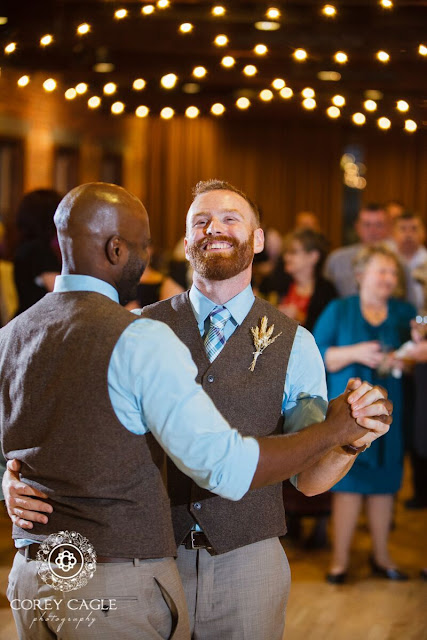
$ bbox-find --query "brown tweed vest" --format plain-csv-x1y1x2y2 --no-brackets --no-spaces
0,290,176,559
142,292,298,554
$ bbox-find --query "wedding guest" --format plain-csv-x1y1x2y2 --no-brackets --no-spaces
314,244,415,582
13,189,62,315
392,212,427,311
403,307,427,510
295,210,321,233
324,204,389,297
273,229,337,332
269,228,337,546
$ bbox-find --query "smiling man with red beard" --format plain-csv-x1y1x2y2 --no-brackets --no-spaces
139,179,391,639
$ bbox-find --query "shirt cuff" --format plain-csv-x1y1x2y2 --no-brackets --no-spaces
213,436,260,501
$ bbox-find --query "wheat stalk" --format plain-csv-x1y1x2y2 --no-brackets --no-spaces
249,316,282,371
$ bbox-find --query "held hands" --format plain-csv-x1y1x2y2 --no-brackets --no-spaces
345,378,393,449
2,459,52,529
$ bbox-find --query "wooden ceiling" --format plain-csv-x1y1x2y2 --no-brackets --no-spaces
1,0,426,127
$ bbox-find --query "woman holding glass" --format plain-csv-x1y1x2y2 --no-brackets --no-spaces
313,244,415,582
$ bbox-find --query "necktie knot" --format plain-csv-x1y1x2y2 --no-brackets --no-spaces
209,306,231,329
204,306,231,362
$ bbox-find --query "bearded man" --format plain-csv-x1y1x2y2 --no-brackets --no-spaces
139,180,391,639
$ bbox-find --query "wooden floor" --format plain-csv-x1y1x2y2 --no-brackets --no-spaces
0,460,426,640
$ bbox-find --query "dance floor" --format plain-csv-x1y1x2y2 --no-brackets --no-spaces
0,459,426,640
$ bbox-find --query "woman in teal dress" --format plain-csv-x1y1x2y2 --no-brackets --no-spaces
313,244,415,582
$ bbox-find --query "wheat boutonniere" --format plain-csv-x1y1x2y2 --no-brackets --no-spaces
249,316,282,371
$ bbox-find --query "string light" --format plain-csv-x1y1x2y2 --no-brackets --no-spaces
111,102,125,114
114,9,127,19
404,119,417,132
77,23,90,35
65,88,77,100
185,106,200,119
211,103,225,115
293,49,307,61
364,99,377,111
135,105,149,118
317,71,341,81
88,96,101,109
254,44,268,55
332,95,345,107
133,78,146,90
380,0,393,7
212,6,226,16
157,0,170,8
327,106,340,118
279,87,293,99
183,83,200,94
43,78,57,92
161,73,178,89
376,50,390,62
40,34,53,47
75,82,88,95
396,100,409,112
193,66,207,78
302,98,316,110
243,65,257,76
160,107,174,119
378,117,391,129
214,35,228,46
334,51,348,64
103,82,117,95
141,5,155,15
255,21,280,31
221,56,235,67
236,97,250,109
17,75,30,87
418,44,427,56
266,8,280,20
260,89,273,101
272,78,285,90
4,42,16,54
352,112,366,125
179,23,193,33
302,87,315,98
322,5,336,17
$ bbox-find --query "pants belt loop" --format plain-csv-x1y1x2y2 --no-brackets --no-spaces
24,546,30,562
133,558,140,567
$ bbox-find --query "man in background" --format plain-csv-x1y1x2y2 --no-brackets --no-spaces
324,203,389,296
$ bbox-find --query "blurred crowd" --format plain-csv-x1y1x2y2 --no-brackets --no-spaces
0,189,426,582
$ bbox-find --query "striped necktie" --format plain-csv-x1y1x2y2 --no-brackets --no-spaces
204,305,231,362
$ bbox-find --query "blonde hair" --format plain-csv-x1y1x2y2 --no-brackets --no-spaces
353,243,405,297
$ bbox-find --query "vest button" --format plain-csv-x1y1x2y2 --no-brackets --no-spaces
193,502,202,510
207,374,214,383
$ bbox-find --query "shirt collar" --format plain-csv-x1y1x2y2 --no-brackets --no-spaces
53,274,119,304
189,283,255,328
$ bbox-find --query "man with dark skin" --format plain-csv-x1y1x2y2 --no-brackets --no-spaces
3,182,392,640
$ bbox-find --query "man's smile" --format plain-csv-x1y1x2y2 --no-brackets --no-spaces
202,240,233,252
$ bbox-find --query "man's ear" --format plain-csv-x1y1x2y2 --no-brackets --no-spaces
106,235,126,265
184,236,189,260
253,228,265,255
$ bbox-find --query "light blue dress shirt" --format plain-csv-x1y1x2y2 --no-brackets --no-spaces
9,277,328,546
188,284,328,431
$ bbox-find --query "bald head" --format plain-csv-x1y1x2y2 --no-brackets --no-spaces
55,182,150,304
